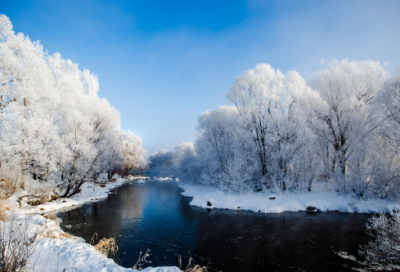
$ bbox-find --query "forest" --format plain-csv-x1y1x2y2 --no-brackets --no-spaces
152,61,400,201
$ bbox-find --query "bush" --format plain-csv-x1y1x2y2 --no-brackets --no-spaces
90,233,118,257
359,211,400,265
0,215,39,271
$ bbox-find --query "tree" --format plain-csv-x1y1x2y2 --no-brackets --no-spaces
308,60,387,195
120,131,147,175
0,14,61,187
195,106,255,193
227,64,322,191
0,14,148,198
227,64,284,188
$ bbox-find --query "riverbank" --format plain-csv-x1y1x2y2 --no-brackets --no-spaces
2,176,180,272
15,176,147,215
179,183,400,214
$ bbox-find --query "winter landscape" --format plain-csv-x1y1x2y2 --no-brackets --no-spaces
1,1,400,271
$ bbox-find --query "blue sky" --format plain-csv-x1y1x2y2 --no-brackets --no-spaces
1,0,400,153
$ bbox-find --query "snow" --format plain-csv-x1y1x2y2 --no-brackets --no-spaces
153,177,174,181
0,214,179,272
179,183,400,214
137,179,146,184
2,176,180,272
16,176,146,215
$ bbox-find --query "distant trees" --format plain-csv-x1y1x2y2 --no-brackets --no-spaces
149,142,195,174
121,131,148,175
177,60,400,199
0,14,147,198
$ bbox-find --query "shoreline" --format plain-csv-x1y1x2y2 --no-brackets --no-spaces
16,176,148,215
3,176,180,272
179,183,400,215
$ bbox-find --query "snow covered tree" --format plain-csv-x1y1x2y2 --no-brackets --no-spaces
0,14,61,187
0,14,148,198
373,65,400,198
308,60,387,195
148,142,195,178
226,64,283,188
194,106,256,193
120,131,147,175
227,64,322,191
149,149,175,170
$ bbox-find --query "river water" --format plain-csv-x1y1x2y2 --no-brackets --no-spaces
59,179,371,272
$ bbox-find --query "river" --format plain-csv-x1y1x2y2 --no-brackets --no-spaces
59,179,371,272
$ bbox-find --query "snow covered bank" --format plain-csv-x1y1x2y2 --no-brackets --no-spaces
179,184,400,214
15,176,145,215
1,214,179,272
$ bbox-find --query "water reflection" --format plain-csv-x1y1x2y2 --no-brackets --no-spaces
59,180,371,272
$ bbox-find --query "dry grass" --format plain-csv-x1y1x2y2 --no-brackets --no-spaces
45,213,58,220
132,249,151,270
188,265,208,272
48,232,72,239
58,232,72,239
179,256,208,272
90,233,118,257
38,217,72,240
0,177,17,199
0,199,13,221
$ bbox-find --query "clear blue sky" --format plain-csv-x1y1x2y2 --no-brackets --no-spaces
1,0,400,153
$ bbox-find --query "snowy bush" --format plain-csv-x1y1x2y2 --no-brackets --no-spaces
0,216,39,271
23,178,56,200
359,212,400,265
0,165,22,199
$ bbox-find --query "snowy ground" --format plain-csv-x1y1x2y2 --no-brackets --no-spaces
1,214,179,272
13,176,148,215
179,183,400,214
1,176,180,272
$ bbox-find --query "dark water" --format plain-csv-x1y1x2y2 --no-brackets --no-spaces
59,180,372,272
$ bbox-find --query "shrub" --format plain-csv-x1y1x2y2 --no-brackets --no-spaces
90,233,118,257
359,211,400,265
0,215,39,271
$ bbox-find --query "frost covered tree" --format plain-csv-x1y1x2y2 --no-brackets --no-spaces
149,142,195,177
0,14,61,186
194,106,256,193
149,149,175,170
0,14,147,198
226,64,282,188
374,65,400,198
226,64,322,191
178,61,398,198
308,60,387,195
120,131,147,175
